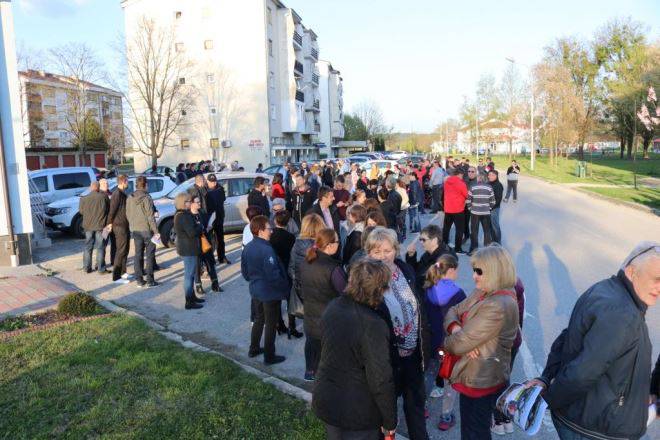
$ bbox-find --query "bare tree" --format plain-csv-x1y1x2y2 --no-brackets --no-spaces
49,43,105,154
353,99,389,142
121,17,196,168
499,63,527,159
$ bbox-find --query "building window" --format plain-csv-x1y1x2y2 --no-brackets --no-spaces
269,71,275,88
270,104,276,120
268,39,273,57
43,87,55,99
47,138,59,148
207,73,215,83
209,107,217,115
43,105,56,115
47,121,58,131
179,77,185,85
175,42,184,52
180,139,190,150
181,109,187,116
267,7,272,24
210,138,219,148
175,11,182,19
204,40,213,50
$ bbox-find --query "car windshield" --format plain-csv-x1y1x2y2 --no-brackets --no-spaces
166,180,194,199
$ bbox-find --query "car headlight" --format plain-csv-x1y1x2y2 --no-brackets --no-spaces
46,207,70,215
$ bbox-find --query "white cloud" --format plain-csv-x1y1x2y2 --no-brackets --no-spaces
19,0,89,17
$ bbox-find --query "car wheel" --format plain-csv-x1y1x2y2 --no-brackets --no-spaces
159,218,176,248
71,215,84,239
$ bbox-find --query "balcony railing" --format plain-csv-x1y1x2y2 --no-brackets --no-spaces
311,48,319,60
313,99,320,110
311,73,319,85
295,90,304,102
293,32,303,49
294,61,304,75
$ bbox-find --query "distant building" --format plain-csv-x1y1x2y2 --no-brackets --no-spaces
121,0,346,170
317,60,344,157
456,119,532,154
18,70,124,170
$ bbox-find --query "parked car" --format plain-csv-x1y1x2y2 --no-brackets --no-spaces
360,160,401,177
44,176,176,238
155,172,270,248
141,165,175,176
384,150,408,160
350,152,382,160
29,167,98,212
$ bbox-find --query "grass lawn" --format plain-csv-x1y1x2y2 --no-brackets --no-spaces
463,152,660,209
0,314,323,439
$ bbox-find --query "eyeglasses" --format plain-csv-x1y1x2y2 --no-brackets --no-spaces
472,267,483,276
419,237,427,243
628,246,660,265
468,170,476,174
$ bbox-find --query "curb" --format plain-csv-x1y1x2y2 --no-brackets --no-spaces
96,298,411,439
523,175,659,216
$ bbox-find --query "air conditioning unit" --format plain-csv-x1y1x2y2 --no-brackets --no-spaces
221,140,232,148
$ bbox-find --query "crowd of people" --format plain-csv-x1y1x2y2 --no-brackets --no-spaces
80,155,659,440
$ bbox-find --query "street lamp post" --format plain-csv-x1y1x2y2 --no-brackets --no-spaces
506,57,535,171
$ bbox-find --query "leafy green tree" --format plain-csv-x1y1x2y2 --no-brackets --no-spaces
343,113,368,141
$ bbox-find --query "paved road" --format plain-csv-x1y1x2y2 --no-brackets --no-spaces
34,176,660,440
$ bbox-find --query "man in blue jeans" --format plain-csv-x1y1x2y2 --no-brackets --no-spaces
78,181,109,274
126,176,160,288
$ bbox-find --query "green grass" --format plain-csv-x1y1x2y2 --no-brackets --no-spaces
466,152,660,209
0,314,324,439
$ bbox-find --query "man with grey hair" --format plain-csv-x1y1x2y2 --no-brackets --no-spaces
270,198,299,235
79,180,109,274
527,242,659,440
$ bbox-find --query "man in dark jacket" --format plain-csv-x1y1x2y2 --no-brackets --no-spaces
528,242,659,440
383,176,402,231
79,181,109,274
290,174,314,227
205,174,230,264
487,169,504,244
307,186,340,236
247,176,270,217
187,174,208,214
126,176,160,288
241,215,290,365
107,175,130,282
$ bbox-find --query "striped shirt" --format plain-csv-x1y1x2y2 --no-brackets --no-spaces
467,183,495,216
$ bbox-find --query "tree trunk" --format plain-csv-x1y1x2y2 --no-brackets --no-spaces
151,146,158,168
577,142,584,161
626,134,633,159
642,137,651,159
619,136,624,159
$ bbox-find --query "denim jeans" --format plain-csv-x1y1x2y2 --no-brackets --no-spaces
83,230,105,272
431,184,443,212
505,180,518,201
182,255,198,300
408,205,421,233
490,207,501,243
132,231,155,283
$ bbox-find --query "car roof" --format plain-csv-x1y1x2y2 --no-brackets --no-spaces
29,167,94,176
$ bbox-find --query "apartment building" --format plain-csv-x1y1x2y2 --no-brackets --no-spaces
456,119,531,154
19,70,123,170
317,60,345,157
121,0,344,171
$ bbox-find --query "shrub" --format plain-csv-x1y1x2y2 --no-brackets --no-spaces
58,292,100,317
0,316,28,332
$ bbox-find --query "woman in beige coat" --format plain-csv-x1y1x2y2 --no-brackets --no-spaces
443,245,520,440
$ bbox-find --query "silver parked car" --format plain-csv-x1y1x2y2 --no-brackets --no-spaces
155,172,270,247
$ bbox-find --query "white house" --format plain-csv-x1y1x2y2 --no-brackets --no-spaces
456,119,533,154
121,0,344,171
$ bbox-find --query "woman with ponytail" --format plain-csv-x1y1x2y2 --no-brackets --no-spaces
299,228,346,382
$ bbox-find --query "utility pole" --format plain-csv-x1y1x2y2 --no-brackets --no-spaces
476,115,480,162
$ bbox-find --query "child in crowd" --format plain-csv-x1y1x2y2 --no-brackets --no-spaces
424,254,467,431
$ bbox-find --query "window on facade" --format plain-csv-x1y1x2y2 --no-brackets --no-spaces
43,87,55,99
47,121,58,131
268,39,273,57
209,138,219,148
53,172,90,190
47,138,59,148
269,71,275,88
209,107,217,115
88,93,98,103
181,109,187,116
270,104,276,120
204,40,213,50
175,42,184,52
180,139,190,150
207,73,215,83
179,77,186,85
175,11,182,19
43,105,56,115
114,96,122,105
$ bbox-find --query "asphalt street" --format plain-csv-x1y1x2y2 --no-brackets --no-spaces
34,175,660,440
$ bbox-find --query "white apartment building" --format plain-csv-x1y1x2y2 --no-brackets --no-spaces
317,60,345,158
121,0,344,171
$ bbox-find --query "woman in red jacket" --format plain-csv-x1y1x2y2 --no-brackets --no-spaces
270,172,286,200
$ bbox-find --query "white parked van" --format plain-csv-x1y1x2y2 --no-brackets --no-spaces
29,167,97,211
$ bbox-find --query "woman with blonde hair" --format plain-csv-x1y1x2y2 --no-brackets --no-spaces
299,228,347,381
287,213,326,339
365,227,429,440
443,244,519,439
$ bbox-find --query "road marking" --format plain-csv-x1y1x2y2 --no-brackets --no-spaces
519,337,556,430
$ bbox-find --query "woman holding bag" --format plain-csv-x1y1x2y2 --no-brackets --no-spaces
190,196,221,294
442,245,520,440
173,193,204,310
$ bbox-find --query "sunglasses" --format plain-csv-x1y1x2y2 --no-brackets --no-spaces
472,267,483,276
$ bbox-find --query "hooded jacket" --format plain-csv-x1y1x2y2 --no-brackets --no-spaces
443,176,468,214
125,190,158,234
240,237,290,302
426,279,466,351
291,186,314,227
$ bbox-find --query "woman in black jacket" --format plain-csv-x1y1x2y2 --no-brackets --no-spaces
366,227,429,440
299,228,347,382
342,204,367,267
313,258,397,439
405,224,454,297
190,196,221,294
173,194,204,310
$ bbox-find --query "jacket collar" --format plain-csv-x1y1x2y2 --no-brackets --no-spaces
616,269,647,314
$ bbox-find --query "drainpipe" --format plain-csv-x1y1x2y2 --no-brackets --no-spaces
0,115,17,266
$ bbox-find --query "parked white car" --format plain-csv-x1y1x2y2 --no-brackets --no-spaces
44,176,176,238
155,172,270,247
360,160,401,177
29,167,98,211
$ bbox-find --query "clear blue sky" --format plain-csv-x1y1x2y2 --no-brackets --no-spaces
11,0,660,132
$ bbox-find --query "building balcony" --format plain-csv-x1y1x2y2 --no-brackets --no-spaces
293,32,303,50
314,123,321,132
311,73,319,85
295,90,305,102
311,48,319,60
306,99,320,112
294,61,304,75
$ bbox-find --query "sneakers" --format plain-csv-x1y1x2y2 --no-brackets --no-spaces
121,273,132,280
304,371,315,382
264,355,286,365
437,414,456,431
429,386,444,398
140,280,159,288
113,278,130,285
491,422,506,436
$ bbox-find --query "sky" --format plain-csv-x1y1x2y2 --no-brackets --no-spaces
10,0,660,132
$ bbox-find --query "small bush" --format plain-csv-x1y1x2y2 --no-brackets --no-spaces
0,316,28,332
58,292,100,317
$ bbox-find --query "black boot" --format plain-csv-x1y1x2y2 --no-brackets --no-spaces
211,280,223,292
193,296,205,303
277,321,288,336
185,299,203,309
